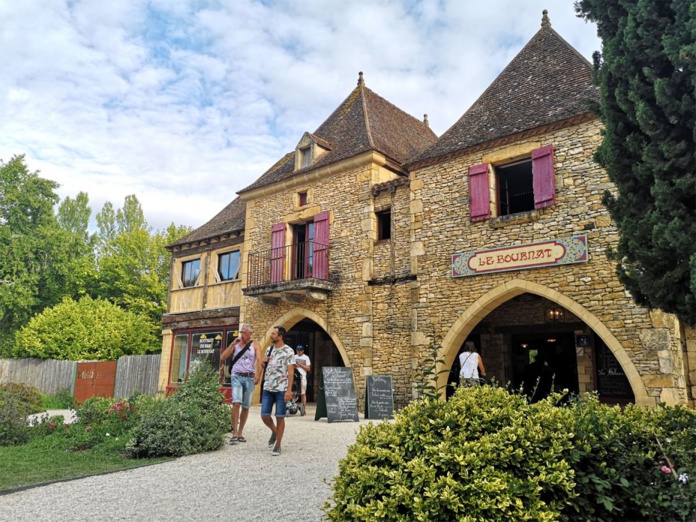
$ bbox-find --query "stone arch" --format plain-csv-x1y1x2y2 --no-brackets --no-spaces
439,279,651,405
258,307,351,368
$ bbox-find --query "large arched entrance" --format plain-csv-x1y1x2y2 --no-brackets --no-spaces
440,280,650,405
259,307,349,403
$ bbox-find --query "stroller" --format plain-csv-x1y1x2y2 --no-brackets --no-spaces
285,368,303,415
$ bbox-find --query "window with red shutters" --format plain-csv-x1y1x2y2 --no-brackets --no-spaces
313,211,330,280
531,144,556,209
469,163,491,222
487,144,557,218
270,223,286,283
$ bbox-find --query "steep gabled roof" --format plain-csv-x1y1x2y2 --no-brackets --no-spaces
239,73,437,193
411,12,599,166
167,196,245,249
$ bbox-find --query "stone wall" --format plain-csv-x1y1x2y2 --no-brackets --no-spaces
410,118,687,405
240,154,417,407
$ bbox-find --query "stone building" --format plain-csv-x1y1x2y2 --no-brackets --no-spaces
158,13,695,408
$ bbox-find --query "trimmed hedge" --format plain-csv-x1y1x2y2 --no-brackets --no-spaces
125,363,229,458
325,386,696,521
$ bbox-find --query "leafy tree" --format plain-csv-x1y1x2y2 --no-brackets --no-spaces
13,295,158,360
576,1,696,325
0,156,90,352
96,196,191,327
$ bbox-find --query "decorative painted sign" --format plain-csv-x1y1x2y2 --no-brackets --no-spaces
452,235,588,277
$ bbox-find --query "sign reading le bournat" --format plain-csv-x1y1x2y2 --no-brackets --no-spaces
452,235,588,278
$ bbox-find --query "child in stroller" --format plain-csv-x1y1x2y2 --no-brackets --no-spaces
285,367,303,415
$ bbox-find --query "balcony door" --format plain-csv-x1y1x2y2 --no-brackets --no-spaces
292,222,314,280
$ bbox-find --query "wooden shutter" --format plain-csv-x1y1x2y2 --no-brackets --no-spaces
532,144,556,209
468,163,491,222
313,211,330,280
270,223,286,283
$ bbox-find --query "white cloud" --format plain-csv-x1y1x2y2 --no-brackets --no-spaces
0,0,600,231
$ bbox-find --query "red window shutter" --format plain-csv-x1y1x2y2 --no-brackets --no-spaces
313,211,330,280
532,144,556,209
270,223,286,283
468,163,490,222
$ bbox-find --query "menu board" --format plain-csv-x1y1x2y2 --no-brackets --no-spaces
596,342,633,399
365,375,394,420
314,367,359,423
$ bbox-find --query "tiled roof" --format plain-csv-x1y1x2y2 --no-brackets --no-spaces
167,196,245,248
239,73,437,193
411,17,599,166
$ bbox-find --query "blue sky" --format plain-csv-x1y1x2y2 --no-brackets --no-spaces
0,1,600,230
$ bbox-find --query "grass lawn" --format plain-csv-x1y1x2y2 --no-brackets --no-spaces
0,440,173,491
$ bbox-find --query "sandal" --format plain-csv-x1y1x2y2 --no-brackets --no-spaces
237,436,247,443
229,436,239,445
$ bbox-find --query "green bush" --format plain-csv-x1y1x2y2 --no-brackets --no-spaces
0,394,33,446
0,383,45,446
13,295,158,360
325,387,696,521
126,363,229,458
0,383,44,414
75,396,114,425
41,388,76,410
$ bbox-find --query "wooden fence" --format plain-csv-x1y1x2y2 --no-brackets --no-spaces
0,358,76,395
114,354,161,398
0,355,161,398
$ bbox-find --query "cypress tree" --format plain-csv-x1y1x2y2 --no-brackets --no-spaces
576,0,696,326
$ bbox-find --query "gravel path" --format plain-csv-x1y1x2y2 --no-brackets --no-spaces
2,405,367,521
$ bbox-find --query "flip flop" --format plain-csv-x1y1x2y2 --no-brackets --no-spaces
237,436,247,443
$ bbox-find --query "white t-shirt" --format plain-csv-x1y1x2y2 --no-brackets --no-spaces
295,353,311,378
459,352,480,379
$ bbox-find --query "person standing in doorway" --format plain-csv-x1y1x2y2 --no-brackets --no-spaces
221,324,262,444
261,326,296,456
294,345,311,416
459,340,486,386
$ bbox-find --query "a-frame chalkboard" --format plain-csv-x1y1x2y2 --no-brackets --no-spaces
315,367,359,422
364,375,394,420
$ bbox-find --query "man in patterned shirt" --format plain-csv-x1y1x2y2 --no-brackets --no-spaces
261,326,296,456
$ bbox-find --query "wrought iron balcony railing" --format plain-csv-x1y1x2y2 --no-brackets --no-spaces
247,240,329,288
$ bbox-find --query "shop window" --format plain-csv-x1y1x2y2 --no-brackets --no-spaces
469,144,556,221
376,209,391,240
189,331,223,372
169,334,189,385
218,251,241,281
182,259,201,287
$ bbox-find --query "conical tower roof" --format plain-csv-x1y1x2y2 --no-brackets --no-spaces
240,72,437,192
412,11,599,166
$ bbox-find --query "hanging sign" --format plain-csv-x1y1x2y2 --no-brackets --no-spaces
452,234,588,277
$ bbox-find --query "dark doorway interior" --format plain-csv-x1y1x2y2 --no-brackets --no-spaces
286,319,343,402
511,331,579,401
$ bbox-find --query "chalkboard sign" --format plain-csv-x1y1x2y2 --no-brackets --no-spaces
315,367,359,423
596,342,634,399
365,375,394,420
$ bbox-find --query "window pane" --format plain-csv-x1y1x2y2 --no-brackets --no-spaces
170,334,189,385
218,251,241,281
190,331,223,372
377,210,391,240
182,259,201,287
496,160,534,215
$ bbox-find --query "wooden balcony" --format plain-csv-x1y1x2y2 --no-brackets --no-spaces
244,241,335,304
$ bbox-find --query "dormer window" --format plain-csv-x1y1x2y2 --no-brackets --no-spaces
294,132,332,171
300,147,311,168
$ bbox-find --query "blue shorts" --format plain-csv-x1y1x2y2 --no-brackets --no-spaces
261,389,287,418
230,375,255,409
